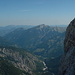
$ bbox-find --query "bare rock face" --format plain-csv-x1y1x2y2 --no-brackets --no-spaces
59,18,75,75
64,18,75,53
0,47,44,75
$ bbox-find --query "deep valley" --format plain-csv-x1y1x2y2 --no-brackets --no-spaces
0,24,66,75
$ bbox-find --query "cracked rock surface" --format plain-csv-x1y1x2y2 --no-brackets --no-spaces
59,18,75,75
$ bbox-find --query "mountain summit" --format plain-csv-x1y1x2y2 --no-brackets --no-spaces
59,18,75,75
33,24,50,30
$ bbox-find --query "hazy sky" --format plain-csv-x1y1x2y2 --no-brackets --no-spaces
0,0,75,26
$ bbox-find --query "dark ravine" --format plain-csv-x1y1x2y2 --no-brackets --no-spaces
59,18,75,75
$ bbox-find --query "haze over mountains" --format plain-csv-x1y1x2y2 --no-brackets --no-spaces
0,0,75,74
0,24,66,75
4,24,66,57
0,25,34,36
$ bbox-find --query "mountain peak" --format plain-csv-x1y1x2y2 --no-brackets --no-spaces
38,24,47,27
40,24,46,26
32,24,50,30
37,24,49,28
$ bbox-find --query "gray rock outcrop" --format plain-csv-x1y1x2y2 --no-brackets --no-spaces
59,18,75,75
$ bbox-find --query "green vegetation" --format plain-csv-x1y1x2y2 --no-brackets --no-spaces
4,25,65,58
0,46,44,75
0,25,66,75
0,57,30,75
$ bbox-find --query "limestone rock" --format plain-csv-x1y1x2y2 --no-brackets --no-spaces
59,18,75,75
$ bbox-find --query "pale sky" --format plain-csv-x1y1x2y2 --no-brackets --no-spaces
0,0,75,26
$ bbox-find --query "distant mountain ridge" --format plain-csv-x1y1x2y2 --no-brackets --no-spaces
4,24,66,46
0,24,67,37
4,25,66,57
0,24,66,75
0,25,34,36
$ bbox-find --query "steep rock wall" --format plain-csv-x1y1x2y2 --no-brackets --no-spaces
59,18,75,75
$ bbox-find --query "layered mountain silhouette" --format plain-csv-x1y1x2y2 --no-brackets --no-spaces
0,24,67,75
2,24,66,75
0,25,34,36
4,25,66,57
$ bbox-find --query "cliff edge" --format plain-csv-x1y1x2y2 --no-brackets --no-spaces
59,18,75,75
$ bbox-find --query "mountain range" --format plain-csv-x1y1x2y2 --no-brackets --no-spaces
4,24,66,58
0,25,34,36
0,24,66,75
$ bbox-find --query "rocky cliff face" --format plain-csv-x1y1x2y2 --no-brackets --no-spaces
0,47,44,75
59,18,75,75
